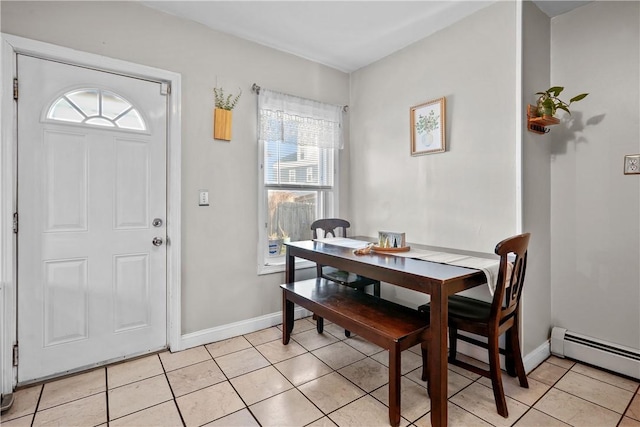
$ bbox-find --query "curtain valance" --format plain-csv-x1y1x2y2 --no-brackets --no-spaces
258,89,344,149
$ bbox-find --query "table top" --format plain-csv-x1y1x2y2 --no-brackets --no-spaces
286,239,486,294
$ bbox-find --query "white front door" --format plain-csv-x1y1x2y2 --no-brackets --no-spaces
17,54,168,383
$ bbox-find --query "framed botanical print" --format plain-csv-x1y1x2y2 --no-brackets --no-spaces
410,97,446,155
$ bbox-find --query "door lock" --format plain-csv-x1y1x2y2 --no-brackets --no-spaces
152,218,163,227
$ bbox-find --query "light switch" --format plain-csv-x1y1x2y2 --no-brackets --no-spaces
199,190,209,206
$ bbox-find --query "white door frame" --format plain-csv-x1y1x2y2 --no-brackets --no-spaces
0,34,182,394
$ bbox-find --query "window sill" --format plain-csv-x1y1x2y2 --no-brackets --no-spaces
258,259,315,276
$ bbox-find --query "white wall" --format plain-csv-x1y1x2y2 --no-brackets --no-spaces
349,2,518,305
550,1,640,349
1,1,349,335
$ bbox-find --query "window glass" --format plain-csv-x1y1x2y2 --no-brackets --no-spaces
268,190,316,244
115,109,145,131
47,89,146,131
48,98,84,123
101,91,131,119
85,117,115,127
66,89,99,117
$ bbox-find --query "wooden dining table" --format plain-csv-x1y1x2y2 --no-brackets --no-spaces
284,240,488,427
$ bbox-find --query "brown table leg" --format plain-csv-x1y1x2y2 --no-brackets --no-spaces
285,245,295,283
283,245,295,345
430,288,448,427
282,291,294,345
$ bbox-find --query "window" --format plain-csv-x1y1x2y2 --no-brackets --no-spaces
47,89,146,131
258,89,344,273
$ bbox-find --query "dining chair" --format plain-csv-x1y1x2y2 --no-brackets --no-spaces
311,218,381,337
418,232,530,418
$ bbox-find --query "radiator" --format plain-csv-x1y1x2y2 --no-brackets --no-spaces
551,327,640,380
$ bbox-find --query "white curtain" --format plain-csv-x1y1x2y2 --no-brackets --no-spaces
258,89,344,149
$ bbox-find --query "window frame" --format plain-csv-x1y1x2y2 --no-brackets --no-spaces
257,142,339,275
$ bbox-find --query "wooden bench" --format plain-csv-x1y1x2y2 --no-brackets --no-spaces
281,278,431,427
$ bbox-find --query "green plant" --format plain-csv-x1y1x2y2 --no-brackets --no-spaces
415,110,440,134
213,87,242,110
536,86,588,117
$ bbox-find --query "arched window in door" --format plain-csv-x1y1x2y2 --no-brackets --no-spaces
46,88,146,131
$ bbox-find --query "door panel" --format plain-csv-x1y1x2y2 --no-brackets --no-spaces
44,131,88,232
43,258,89,346
115,139,149,229
17,54,167,382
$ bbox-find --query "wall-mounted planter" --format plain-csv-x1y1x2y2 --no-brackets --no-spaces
214,108,232,141
526,104,559,134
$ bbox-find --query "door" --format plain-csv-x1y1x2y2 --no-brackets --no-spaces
17,54,168,382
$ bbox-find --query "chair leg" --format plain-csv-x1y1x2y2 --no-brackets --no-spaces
488,331,508,418
344,330,351,338
421,341,429,381
373,282,381,297
420,341,431,397
316,316,324,334
505,328,516,377
508,325,529,388
448,326,458,363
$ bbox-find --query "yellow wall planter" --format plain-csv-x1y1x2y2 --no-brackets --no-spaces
213,108,232,141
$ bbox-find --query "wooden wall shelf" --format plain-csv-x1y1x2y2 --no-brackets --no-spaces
527,104,559,134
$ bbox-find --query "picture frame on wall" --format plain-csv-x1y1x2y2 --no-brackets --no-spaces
410,97,446,156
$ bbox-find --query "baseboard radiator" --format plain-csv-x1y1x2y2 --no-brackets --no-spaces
551,327,640,380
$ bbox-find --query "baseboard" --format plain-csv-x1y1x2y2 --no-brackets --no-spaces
176,307,311,352
524,339,551,373
175,308,551,375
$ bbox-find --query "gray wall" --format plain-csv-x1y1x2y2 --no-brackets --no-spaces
521,1,552,355
349,2,517,306
549,2,640,349
1,1,350,334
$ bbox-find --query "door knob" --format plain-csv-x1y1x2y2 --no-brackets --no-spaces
152,237,164,246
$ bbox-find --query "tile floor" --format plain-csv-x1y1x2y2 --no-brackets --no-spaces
2,316,640,427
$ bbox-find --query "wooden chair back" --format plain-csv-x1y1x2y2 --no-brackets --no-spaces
310,218,351,239
311,218,351,278
491,233,530,325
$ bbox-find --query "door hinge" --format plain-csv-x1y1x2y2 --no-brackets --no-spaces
160,82,170,96
12,212,18,234
13,78,18,100
12,345,18,366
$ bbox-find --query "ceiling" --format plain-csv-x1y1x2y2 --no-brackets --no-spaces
141,1,591,73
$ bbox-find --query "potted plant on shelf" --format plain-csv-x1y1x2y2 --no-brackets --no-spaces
536,86,588,118
213,87,242,141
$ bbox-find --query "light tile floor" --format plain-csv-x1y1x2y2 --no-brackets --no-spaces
2,316,639,427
